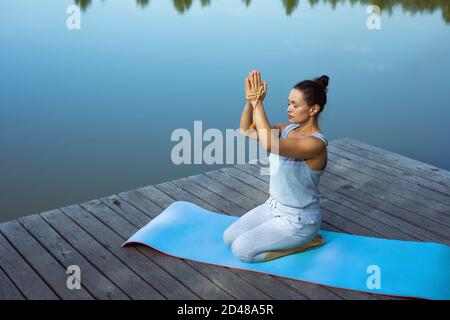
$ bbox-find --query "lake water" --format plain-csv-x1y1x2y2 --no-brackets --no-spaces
1,0,449,222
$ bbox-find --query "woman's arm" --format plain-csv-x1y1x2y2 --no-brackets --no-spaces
254,100,325,159
239,100,258,139
239,101,281,140
253,100,277,149
245,70,325,160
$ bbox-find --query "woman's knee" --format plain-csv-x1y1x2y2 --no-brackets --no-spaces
223,226,236,246
230,236,257,263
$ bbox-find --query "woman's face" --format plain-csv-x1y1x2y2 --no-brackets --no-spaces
287,88,313,123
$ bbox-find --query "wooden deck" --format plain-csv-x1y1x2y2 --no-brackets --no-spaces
1,137,449,300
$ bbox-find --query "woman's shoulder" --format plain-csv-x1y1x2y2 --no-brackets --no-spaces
270,123,289,138
308,132,328,147
270,123,290,132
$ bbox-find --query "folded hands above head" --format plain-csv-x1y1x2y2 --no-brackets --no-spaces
245,70,267,106
245,70,267,129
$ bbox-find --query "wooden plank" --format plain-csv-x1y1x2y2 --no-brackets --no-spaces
339,138,450,183
326,159,450,225
100,194,235,300
320,185,432,242
319,167,441,242
321,160,450,237
337,190,449,242
0,220,93,300
102,194,150,227
235,163,353,193
178,170,389,300
204,169,269,203
218,167,270,197
62,202,198,300
239,162,450,244
357,182,450,226
234,166,389,239
118,188,272,300
205,168,392,300
368,179,450,214
0,231,58,300
213,167,380,240
187,173,257,211
2,138,443,300
328,148,450,211
217,165,409,299
168,178,361,300
156,182,219,212
19,213,128,300
0,264,25,300
323,178,450,241
327,147,450,217
332,140,450,195
242,163,450,244
172,177,249,216
137,186,324,299
147,182,317,300
39,209,164,300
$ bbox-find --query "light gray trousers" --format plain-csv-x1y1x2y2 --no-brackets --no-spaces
223,197,322,263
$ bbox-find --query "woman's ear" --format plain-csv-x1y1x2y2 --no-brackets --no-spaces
311,104,320,115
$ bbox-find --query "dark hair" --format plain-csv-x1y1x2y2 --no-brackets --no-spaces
293,75,329,116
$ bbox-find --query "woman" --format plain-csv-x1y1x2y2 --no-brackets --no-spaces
223,70,329,263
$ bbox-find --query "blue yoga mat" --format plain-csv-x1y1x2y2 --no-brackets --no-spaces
122,201,450,300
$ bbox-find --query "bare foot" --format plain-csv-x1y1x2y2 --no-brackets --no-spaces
263,234,324,262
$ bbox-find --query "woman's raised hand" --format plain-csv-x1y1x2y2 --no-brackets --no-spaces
245,70,267,107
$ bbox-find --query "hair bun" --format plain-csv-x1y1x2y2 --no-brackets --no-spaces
314,75,329,90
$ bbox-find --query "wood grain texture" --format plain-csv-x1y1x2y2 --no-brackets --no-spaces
1,138,448,300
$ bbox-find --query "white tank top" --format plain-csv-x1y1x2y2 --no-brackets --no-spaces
268,123,328,209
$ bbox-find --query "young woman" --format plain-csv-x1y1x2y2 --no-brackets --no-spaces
223,70,329,263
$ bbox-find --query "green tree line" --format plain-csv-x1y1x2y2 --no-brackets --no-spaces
74,0,450,23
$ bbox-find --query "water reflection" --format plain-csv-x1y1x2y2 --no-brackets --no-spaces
74,0,450,22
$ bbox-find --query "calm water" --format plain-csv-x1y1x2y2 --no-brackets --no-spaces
1,0,450,222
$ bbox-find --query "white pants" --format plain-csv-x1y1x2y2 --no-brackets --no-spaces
223,197,322,263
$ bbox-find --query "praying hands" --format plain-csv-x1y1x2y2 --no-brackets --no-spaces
245,70,268,129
